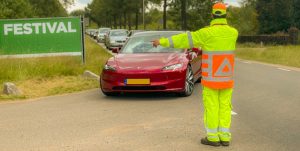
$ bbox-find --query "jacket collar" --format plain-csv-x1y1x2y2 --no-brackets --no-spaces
210,18,228,26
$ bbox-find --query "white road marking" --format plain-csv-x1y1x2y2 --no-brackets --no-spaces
277,68,291,72
231,111,238,115
242,61,252,64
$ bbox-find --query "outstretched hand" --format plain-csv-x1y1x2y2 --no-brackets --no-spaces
152,39,160,47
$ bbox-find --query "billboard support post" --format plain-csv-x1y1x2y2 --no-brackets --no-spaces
80,16,86,64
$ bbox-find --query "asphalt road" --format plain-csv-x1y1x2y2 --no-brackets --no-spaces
1,43,300,150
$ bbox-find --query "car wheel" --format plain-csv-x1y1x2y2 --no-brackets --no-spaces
196,77,201,83
179,66,194,97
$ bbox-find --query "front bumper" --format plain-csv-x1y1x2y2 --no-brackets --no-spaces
98,37,105,42
110,42,125,48
100,69,186,92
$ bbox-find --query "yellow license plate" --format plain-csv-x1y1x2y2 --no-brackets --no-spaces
126,79,150,85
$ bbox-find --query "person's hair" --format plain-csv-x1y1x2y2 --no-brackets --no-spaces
212,10,226,19
213,14,227,19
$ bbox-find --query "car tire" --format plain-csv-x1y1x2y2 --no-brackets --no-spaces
196,77,201,83
179,66,194,97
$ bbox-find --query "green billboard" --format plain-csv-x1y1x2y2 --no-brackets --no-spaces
0,17,84,56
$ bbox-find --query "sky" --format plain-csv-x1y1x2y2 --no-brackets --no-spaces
67,0,91,12
67,0,241,13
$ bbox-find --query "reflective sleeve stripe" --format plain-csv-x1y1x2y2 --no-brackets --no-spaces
168,37,174,48
203,51,235,55
206,128,218,133
187,31,194,48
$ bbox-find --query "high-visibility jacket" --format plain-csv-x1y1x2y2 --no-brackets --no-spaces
159,18,238,89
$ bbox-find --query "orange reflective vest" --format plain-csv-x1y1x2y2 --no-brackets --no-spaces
201,51,234,89
159,18,238,89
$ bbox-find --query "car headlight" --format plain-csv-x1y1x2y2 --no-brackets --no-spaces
162,63,183,71
110,40,116,43
103,64,116,71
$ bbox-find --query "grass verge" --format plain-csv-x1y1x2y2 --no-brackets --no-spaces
236,44,300,68
0,36,112,101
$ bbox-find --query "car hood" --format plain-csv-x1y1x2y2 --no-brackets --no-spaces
112,53,185,71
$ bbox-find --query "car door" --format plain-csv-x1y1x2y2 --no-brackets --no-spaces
187,48,202,82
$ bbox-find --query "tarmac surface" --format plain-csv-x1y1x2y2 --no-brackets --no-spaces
0,41,300,151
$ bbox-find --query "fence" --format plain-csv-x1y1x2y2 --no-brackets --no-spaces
238,27,299,45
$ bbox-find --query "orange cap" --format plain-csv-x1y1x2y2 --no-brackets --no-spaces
212,2,227,16
213,2,226,10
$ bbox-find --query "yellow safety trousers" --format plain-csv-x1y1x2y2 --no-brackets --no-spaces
203,86,232,142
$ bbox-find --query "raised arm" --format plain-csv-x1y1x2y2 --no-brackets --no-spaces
152,29,208,49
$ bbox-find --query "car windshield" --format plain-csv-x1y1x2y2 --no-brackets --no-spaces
99,29,110,33
110,31,127,36
121,34,184,53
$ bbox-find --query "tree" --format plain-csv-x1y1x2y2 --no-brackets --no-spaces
163,0,167,29
187,0,215,30
256,0,293,34
168,0,215,30
69,9,86,16
293,0,300,29
227,1,259,35
0,0,69,19
28,0,68,17
0,0,34,19
181,0,187,30
59,0,74,8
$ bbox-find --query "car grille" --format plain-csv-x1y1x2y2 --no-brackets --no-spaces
112,86,166,91
116,40,125,43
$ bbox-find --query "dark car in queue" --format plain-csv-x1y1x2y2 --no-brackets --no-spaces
104,29,128,50
100,31,202,97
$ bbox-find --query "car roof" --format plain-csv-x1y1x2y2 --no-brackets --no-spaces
109,29,128,32
99,28,110,30
131,31,184,38
130,30,144,32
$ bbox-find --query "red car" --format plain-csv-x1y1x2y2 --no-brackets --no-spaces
100,31,202,97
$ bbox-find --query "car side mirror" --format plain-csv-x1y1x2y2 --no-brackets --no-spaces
112,47,120,53
191,48,199,53
192,48,203,55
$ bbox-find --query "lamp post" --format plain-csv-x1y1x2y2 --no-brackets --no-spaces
163,0,167,30
143,0,145,30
